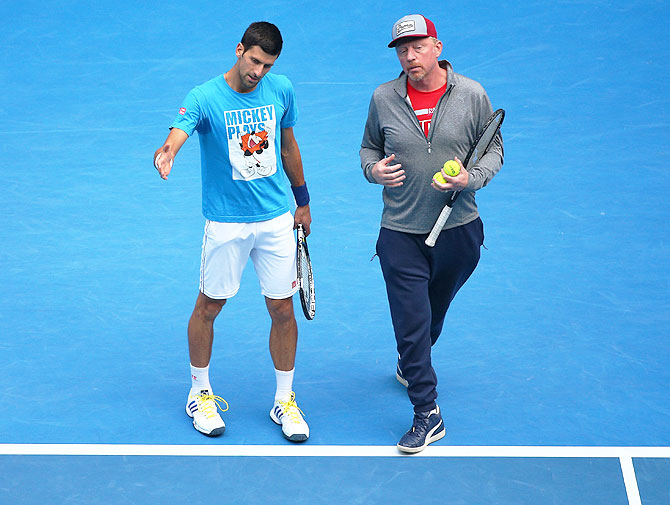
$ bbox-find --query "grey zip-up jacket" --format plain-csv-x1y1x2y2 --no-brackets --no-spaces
360,60,504,233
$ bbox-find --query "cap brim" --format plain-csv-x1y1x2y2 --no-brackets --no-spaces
388,34,431,48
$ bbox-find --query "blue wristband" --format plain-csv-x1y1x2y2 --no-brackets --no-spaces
291,183,310,207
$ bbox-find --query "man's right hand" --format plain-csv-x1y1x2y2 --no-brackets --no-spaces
371,153,405,187
154,145,174,180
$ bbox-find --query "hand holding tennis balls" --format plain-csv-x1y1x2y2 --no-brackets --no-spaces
432,158,467,191
432,159,460,184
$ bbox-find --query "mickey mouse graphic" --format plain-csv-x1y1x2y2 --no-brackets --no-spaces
239,127,273,177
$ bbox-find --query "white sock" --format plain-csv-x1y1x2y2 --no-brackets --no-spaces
190,364,211,392
274,368,295,401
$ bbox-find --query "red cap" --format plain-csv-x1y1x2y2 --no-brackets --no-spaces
389,14,438,48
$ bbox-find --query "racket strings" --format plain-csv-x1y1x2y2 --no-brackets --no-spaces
296,225,315,319
300,252,311,287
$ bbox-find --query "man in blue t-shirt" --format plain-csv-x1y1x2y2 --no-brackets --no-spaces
153,22,311,442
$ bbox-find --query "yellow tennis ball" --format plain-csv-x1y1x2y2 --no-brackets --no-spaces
433,171,446,184
443,160,460,177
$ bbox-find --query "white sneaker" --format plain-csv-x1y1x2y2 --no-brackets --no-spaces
269,392,309,442
185,388,228,437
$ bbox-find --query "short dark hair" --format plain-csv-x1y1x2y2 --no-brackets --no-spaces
241,22,283,56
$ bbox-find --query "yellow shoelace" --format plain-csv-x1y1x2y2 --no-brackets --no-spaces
278,392,305,423
198,393,229,418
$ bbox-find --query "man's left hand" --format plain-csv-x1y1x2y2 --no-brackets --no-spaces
431,157,468,192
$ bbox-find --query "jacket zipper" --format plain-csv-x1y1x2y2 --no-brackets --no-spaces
427,84,454,154
404,83,454,154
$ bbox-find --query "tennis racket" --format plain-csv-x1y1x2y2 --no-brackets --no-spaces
425,108,505,247
296,224,315,320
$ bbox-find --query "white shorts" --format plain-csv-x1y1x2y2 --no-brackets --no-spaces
199,212,298,300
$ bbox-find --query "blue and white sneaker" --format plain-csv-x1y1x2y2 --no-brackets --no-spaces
397,405,446,453
270,392,309,442
396,356,408,387
185,388,228,437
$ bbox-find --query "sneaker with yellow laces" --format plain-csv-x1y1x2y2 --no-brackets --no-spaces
269,392,309,442
185,388,228,437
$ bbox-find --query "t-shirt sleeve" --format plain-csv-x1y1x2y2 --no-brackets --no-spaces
280,79,298,129
170,88,203,136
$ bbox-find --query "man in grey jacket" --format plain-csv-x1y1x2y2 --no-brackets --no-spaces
360,14,503,453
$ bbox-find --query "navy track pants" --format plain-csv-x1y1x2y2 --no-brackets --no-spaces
376,218,484,413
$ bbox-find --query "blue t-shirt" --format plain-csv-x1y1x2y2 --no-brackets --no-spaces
171,73,298,222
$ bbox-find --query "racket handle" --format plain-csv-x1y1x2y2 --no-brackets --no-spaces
425,205,453,247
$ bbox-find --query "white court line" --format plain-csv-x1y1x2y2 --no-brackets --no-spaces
620,456,642,505
0,444,668,458
2,445,662,505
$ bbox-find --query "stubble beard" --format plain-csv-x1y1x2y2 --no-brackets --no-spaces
406,65,427,82
407,71,426,83
239,72,260,91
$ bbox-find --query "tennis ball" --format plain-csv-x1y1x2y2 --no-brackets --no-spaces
433,171,446,184
443,160,460,177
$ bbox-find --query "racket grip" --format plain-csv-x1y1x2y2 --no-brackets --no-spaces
425,205,453,247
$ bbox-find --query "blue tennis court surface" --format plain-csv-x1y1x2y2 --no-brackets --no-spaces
1,0,668,503
0,454,634,504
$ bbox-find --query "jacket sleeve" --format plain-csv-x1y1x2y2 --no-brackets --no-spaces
359,94,384,184
464,92,504,192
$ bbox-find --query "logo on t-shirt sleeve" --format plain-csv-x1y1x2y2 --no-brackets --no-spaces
179,107,186,115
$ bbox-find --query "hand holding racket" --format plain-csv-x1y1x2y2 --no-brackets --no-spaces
425,108,505,247
296,224,315,320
